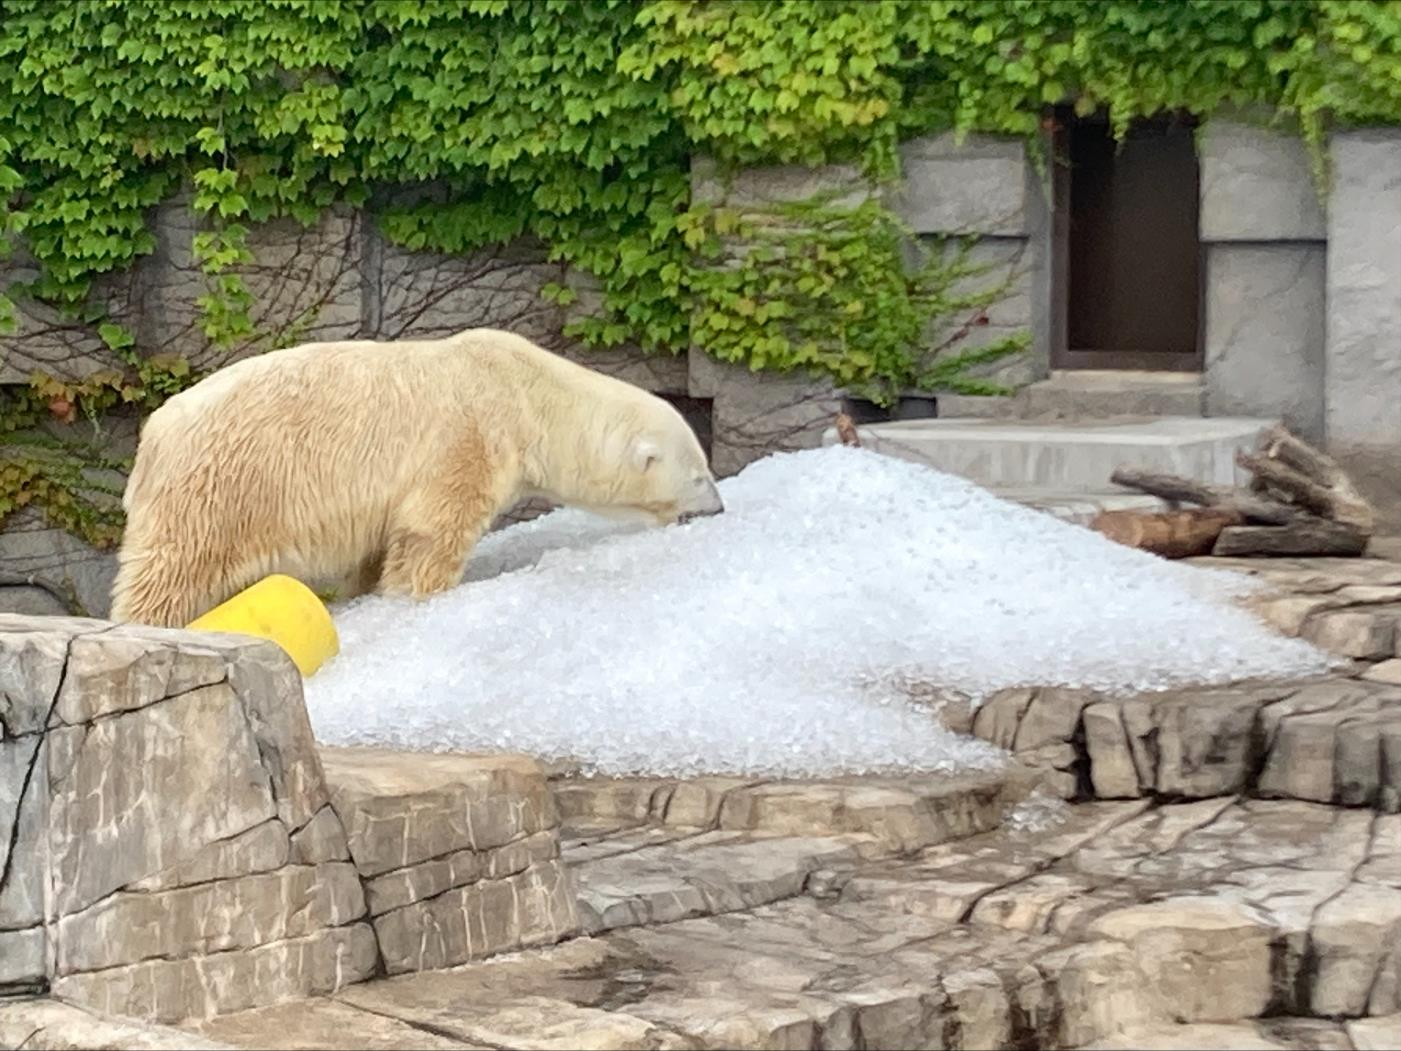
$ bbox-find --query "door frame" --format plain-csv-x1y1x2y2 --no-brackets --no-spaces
1047,108,1206,373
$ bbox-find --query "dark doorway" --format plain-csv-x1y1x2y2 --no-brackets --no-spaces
1051,111,1202,371
660,394,714,460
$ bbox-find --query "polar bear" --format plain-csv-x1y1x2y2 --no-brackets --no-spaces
109,328,724,627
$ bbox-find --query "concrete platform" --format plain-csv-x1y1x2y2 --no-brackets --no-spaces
1020,370,1207,419
822,416,1274,491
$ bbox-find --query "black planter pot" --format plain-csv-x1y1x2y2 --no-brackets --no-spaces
841,395,939,424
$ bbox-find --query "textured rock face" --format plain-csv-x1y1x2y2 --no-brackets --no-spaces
878,554,1401,814
0,616,578,1024
88,794,1396,1051
892,132,1049,391
321,747,581,975
0,615,378,1020
963,673,1401,812
1203,244,1326,441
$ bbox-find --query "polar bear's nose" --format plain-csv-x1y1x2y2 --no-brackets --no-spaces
679,503,724,525
679,481,725,524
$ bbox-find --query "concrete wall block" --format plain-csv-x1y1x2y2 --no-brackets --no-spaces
0,618,380,1019
368,233,565,346
0,508,118,619
1326,130,1401,527
1200,121,1326,242
1204,243,1326,442
691,155,872,211
142,198,363,375
894,133,1031,236
694,354,839,477
0,250,148,385
552,268,689,394
912,234,1042,390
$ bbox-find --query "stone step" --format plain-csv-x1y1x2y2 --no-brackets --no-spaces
0,998,235,1051
566,828,864,935
936,371,1210,423
175,794,1401,1051
850,795,1401,1021
549,765,1038,855
1083,1018,1389,1051
1019,370,1207,420
821,415,1273,491
319,747,580,976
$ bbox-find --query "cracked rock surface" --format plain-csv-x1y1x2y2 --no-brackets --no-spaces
0,617,577,1026
156,794,1401,1050
9,556,1401,1048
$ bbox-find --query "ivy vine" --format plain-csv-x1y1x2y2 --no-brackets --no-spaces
687,192,1028,404
2,0,1400,545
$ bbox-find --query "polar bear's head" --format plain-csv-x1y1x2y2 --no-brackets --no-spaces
576,397,724,528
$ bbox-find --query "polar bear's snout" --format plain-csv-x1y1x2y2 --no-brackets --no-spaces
679,479,725,524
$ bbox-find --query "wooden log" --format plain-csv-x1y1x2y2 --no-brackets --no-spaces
1091,508,1245,559
1259,423,1355,490
1108,467,1298,525
1238,427,1374,533
1211,519,1370,558
1234,450,1375,532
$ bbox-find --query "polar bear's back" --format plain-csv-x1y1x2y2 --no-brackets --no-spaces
120,334,539,585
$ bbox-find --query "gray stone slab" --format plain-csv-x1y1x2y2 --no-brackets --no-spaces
1200,121,1326,242
691,154,871,210
1326,129,1401,529
895,133,1032,236
829,416,1273,490
690,353,839,477
1204,243,1326,443
141,199,362,376
0,508,120,619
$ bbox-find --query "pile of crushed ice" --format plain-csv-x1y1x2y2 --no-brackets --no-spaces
304,445,1333,778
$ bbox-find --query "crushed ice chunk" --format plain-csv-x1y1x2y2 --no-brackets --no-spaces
1004,789,1073,835
304,445,1334,778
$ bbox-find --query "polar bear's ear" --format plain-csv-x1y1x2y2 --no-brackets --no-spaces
633,438,661,473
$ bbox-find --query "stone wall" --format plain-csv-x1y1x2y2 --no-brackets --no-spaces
6,123,1400,612
0,615,576,1023
1326,129,1401,529
1199,121,1328,442
0,179,854,615
891,132,1051,391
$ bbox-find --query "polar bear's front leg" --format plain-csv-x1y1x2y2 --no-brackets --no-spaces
376,462,505,599
378,524,486,598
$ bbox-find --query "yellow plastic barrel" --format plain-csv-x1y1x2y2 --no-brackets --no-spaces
187,574,340,678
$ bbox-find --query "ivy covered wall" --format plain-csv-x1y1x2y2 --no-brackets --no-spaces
3,0,1401,581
